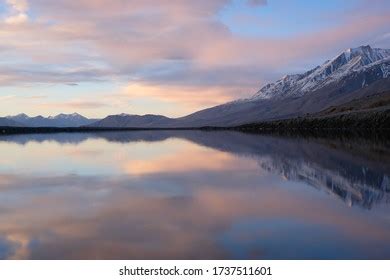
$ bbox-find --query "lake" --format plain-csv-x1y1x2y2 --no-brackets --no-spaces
0,131,389,259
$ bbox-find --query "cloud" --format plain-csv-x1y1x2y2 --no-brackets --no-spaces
39,100,108,110
0,65,112,86
0,170,389,259
122,83,240,109
4,12,28,24
4,0,29,24
0,94,46,101
6,0,28,12
0,0,389,116
122,141,247,176
246,0,268,6
0,95,17,101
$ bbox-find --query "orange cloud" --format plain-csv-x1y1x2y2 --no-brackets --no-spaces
122,83,242,108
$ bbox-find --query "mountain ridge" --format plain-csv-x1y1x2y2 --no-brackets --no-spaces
3,45,390,128
6,113,99,127
169,45,390,127
90,114,173,128
251,45,390,100
0,117,24,127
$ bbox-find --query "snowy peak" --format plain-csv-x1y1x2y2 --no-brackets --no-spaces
6,113,98,127
15,113,29,118
326,45,389,74
49,113,86,120
252,45,390,100
343,45,390,64
7,113,30,120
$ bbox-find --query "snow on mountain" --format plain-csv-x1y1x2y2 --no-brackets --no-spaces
49,113,87,121
6,113,99,127
252,45,390,100
7,113,30,122
4,45,390,128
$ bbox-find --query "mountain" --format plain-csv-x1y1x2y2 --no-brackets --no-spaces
6,113,99,127
91,45,390,128
0,117,23,127
5,45,390,128
252,45,390,100
175,45,390,127
46,113,99,127
90,114,173,128
315,89,390,117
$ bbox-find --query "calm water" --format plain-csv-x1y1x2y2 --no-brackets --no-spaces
0,131,389,259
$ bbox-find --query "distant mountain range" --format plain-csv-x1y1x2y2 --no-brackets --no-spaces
3,113,99,127
0,117,24,127
1,45,389,128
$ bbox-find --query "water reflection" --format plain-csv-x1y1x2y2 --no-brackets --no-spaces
0,131,389,259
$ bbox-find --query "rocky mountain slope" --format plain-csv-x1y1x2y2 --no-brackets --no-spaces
174,45,390,127
252,45,390,100
4,45,390,128
89,45,390,128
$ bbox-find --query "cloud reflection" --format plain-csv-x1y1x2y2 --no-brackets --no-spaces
0,131,389,259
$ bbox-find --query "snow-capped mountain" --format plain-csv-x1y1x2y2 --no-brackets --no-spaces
6,113,99,127
8,113,30,123
4,45,390,128
48,113,85,120
252,45,390,100
169,45,390,127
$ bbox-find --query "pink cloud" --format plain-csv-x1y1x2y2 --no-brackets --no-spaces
0,0,389,115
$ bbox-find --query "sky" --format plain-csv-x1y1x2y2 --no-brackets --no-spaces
0,0,389,118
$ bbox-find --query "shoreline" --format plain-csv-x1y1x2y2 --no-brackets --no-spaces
1,125,389,136
1,109,389,136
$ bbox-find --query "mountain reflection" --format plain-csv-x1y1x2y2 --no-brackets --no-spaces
0,131,389,259
1,131,389,209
